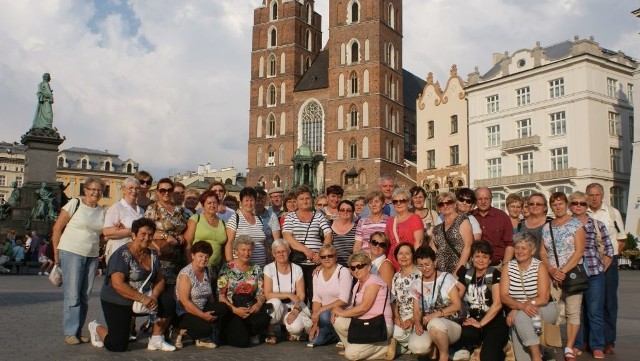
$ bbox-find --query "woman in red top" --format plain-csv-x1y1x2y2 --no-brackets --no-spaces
385,188,424,270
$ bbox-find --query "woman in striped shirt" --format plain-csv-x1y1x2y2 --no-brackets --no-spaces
225,187,269,268
500,233,558,361
331,200,356,267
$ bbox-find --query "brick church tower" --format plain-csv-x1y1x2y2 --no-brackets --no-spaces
247,0,416,196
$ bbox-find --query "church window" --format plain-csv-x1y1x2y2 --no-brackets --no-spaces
269,27,277,48
350,41,359,63
300,99,324,153
268,54,276,77
268,84,276,106
351,2,359,23
350,71,358,95
350,105,358,128
270,1,278,21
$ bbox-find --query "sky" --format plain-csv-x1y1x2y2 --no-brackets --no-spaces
1,0,639,179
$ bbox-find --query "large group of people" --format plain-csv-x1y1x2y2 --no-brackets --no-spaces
43,170,628,361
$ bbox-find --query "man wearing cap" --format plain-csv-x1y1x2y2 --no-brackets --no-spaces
267,186,285,218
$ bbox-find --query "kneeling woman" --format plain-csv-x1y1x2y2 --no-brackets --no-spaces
331,252,396,361
174,241,229,349
88,218,174,352
408,246,462,361
264,239,311,343
455,240,509,361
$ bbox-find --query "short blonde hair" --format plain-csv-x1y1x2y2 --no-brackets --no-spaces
435,192,456,204
348,251,371,266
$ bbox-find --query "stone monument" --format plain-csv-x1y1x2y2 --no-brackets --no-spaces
0,73,65,237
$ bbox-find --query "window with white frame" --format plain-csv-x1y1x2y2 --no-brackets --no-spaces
450,115,458,134
349,105,358,128
267,149,275,166
608,111,621,136
349,139,357,159
487,158,501,178
492,193,506,211
350,42,359,64
450,145,459,166
427,150,435,169
269,27,277,48
0,192,5,203
610,186,625,211
486,125,500,147
0,175,5,186
486,94,499,113
517,152,534,175
549,78,564,98
628,83,634,104
516,86,530,106
268,84,276,106
550,147,568,170
301,99,324,153
350,1,359,23
610,147,621,172
550,186,573,195
268,54,276,77
350,71,358,94
550,111,566,136
270,1,278,21
607,78,617,97
15,176,23,187
427,121,434,138
278,144,285,164
517,118,531,138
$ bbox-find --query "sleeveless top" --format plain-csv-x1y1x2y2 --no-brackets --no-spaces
176,263,212,316
507,258,540,302
433,214,467,273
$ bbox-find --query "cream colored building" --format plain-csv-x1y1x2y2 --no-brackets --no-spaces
626,9,640,237
467,37,635,211
416,65,469,204
0,142,26,203
57,147,138,207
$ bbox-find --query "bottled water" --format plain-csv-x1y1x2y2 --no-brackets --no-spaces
149,310,157,324
531,300,542,335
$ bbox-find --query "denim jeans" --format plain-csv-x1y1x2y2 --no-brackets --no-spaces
59,250,98,337
575,272,605,351
311,309,339,346
604,256,619,345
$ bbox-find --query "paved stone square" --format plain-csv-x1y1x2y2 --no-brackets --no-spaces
0,271,638,360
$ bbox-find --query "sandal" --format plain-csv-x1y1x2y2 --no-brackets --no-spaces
564,347,576,361
288,334,299,342
265,334,278,345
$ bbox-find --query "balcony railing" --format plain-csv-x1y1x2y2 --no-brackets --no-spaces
501,135,541,151
475,168,577,187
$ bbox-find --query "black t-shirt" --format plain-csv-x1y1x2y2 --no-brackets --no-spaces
456,267,503,320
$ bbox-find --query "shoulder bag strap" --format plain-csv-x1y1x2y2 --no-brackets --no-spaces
548,221,560,268
392,216,400,243
137,253,155,292
442,220,462,258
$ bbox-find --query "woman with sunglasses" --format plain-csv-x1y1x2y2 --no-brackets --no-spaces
368,231,394,288
145,178,188,338
385,188,424,270
408,246,462,360
391,242,421,355
354,191,389,254
516,192,550,259
331,252,397,360
409,186,438,239
454,188,482,241
134,170,153,211
309,245,352,347
539,192,586,361
263,239,310,344
431,192,472,275
332,200,357,267
569,191,614,359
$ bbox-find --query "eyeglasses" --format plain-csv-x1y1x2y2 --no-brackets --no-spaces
211,189,225,194
316,203,328,207
417,263,435,269
570,201,588,207
339,208,353,213
457,197,474,205
139,179,152,186
157,188,174,194
392,199,408,205
319,254,336,259
437,200,455,208
370,239,387,248
528,202,545,207
85,188,102,193
349,263,367,271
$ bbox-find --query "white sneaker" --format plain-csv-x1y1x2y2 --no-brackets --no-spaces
44,271,50,275
452,349,471,361
147,337,176,351
87,320,104,348
38,272,43,275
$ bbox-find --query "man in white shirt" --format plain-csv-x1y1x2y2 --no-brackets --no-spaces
586,182,626,355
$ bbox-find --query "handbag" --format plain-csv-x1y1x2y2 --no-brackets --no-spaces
48,264,63,287
539,321,562,348
347,282,389,344
289,211,315,264
132,253,155,314
548,222,588,295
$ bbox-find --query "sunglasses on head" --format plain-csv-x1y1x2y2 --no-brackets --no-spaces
370,239,387,248
437,200,455,208
570,201,588,207
157,188,174,195
349,263,367,271
139,179,152,186
319,254,336,260
392,199,408,205
457,197,473,205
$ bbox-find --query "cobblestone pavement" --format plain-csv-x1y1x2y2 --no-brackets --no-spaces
1,271,638,360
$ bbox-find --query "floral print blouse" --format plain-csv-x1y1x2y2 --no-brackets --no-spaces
392,266,421,320
144,202,187,284
217,261,264,302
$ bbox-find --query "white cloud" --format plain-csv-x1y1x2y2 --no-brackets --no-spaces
0,0,638,179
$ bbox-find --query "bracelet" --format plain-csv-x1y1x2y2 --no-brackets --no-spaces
139,294,145,302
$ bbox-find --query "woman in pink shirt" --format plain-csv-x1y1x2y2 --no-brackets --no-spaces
385,188,424,270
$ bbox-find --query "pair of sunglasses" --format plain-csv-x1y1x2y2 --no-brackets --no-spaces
437,200,455,207
370,239,387,248
157,188,174,194
319,254,335,260
349,264,367,271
